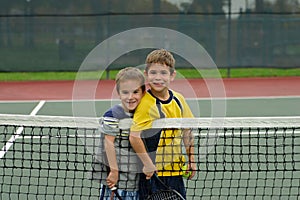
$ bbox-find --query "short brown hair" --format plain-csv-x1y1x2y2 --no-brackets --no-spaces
115,67,145,94
145,49,175,74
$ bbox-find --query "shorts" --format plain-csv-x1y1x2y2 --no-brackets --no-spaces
100,184,139,200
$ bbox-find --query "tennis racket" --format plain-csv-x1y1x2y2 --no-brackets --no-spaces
146,174,185,200
110,186,122,200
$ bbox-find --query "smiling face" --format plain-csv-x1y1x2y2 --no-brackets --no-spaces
145,63,176,100
118,79,144,112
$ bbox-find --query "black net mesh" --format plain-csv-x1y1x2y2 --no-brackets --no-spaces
0,115,299,199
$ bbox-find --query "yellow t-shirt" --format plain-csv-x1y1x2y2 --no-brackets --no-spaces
131,89,194,176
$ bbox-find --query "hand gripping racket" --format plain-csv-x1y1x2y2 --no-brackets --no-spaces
146,174,185,200
110,186,122,200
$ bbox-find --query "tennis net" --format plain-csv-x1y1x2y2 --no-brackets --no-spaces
0,114,299,199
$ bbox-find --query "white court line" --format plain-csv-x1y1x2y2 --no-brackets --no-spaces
0,100,46,159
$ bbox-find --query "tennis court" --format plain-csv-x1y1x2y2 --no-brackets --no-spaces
2,0,300,198
1,88,300,199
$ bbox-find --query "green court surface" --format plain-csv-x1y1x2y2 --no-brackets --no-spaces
1,97,300,117
1,97,300,199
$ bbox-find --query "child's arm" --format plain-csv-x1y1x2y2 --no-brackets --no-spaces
104,134,119,188
183,129,196,179
129,131,156,179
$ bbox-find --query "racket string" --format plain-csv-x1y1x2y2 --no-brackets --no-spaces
147,190,183,200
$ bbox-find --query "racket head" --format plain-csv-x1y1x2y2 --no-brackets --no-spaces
145,174,185,200
146,189,185,200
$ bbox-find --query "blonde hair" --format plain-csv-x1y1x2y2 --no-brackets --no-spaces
145,49,175,74
115,67,145,94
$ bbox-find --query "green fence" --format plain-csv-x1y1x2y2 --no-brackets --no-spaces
0,1,300,73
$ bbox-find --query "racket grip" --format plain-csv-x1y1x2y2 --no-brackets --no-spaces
110,186,122,200
111,186,117,191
